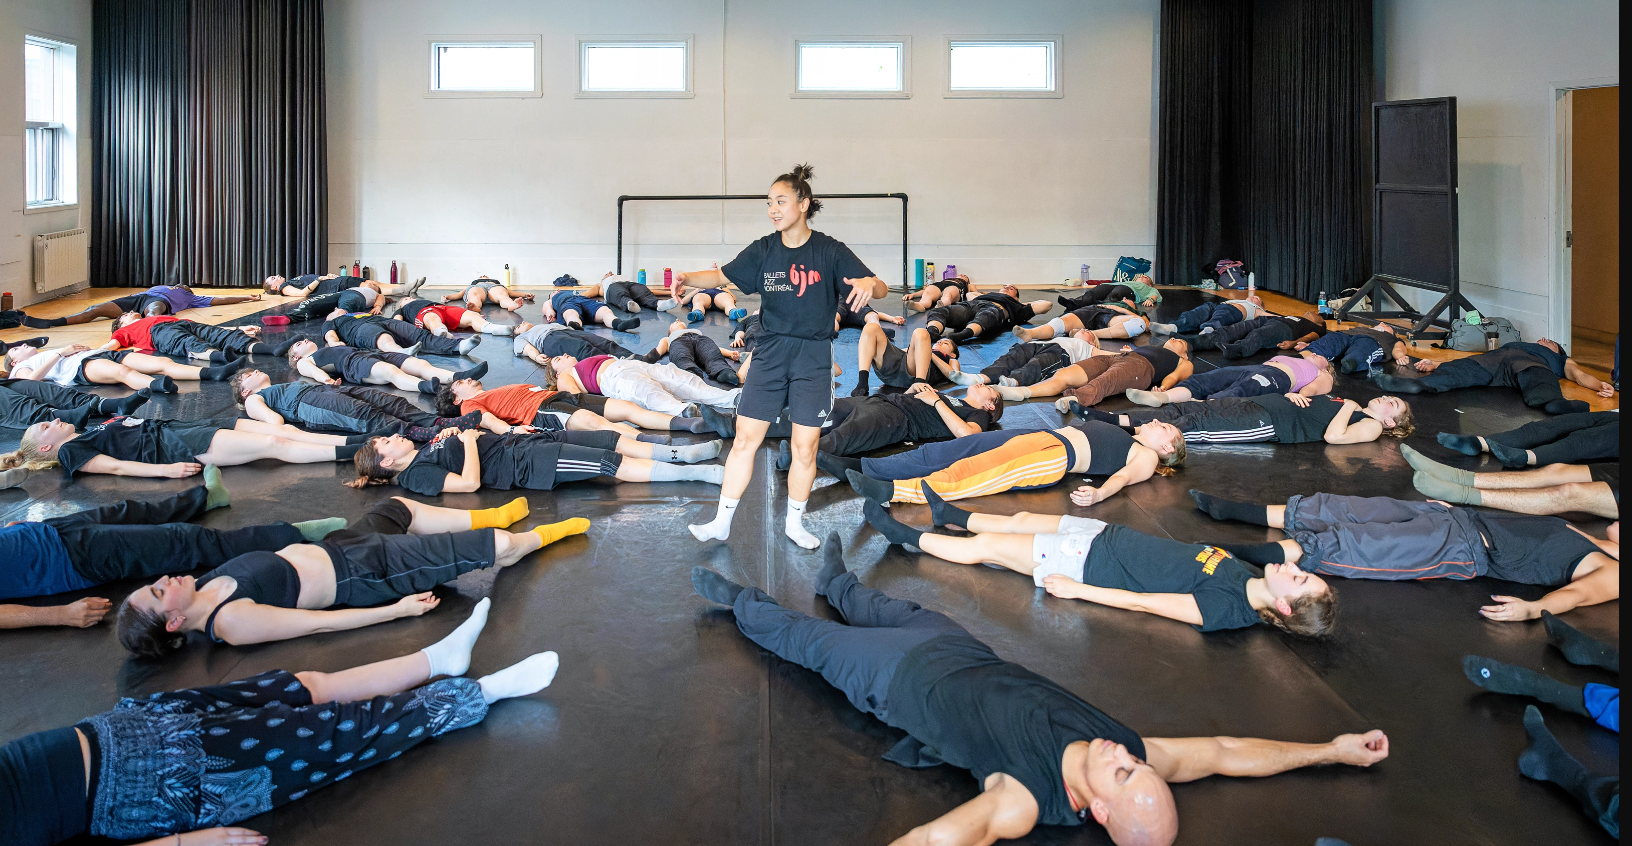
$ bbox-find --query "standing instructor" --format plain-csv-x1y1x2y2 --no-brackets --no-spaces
682,165,886,548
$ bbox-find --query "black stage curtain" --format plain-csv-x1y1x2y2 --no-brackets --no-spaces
1156,0,1372,302
92,0,326,288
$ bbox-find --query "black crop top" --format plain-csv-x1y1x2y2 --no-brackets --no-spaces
198,551,302,641
1130,344,1181,383
1062,420,1136,475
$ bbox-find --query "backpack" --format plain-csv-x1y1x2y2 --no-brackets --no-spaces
1112,256,1152,284
1213,259,1246,289
1444,316,1521,351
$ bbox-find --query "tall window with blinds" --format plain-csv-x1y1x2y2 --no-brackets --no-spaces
24,36,78,209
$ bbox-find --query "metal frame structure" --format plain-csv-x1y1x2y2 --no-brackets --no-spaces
1339,97,1475,338
616,193,909,288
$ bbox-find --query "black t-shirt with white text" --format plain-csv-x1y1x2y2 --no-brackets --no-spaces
397,432,564,495
56,418,215,475
720,230,873,341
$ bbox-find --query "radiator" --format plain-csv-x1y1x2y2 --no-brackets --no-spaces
33,228,89,294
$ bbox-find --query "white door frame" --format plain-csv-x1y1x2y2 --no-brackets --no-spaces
1547,76,1618,345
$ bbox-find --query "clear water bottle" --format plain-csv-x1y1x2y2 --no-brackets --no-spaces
1080,264,1090,285
1317,291,1329,318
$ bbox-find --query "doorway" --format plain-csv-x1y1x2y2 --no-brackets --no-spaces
1568,86,1619,384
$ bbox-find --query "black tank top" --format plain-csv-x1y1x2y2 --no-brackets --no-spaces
199,551,302,641
1130,345,1181,383
1064,420,1136,474
1249,394,1360,443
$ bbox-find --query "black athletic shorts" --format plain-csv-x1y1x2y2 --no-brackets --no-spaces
165,423,226,460
325,529,497,607
553,442,624,483
562,392,606,414
875,343,916,389
327,497,415,541
73,350,131,385
338,350,409,384
925,303,974,331
738,334,833,427
1589,463,1619,502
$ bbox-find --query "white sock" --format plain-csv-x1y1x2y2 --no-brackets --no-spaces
689,496,739,541
947,370,981,386
420,598,491,678
477,651,559,704
655,298,677,310
433,327,452,338
482,324,513,335
399,342,422,355
785,499,819,549
458,336,482,354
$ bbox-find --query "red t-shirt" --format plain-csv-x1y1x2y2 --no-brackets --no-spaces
110,315,180,352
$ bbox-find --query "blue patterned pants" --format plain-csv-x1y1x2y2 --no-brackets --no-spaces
85,670,487,840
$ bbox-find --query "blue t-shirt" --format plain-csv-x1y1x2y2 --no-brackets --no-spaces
0,523,92,600
720,230,873,341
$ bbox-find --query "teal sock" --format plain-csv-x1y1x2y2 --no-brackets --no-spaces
292,517,347,541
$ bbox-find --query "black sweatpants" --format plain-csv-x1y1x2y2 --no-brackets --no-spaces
1218,321,1296,358
150,322,259,357
605,280,660,311
1124,398,1276,444
343,319,463,356
326,528,498,607
284,291,346,323
1057,285,1134,310
47,486,305,585
668,333,740,387
84,669,487,838
979,342,1070,385
1488,411,1620,465
1418,358,1582,412
818,396,912,456
730,573,971,725
0,379,98,428
287,385,441,436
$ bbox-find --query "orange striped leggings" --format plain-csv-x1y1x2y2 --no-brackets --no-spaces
890,431,1069,503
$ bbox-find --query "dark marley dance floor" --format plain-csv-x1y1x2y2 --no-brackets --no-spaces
1,287,1617,845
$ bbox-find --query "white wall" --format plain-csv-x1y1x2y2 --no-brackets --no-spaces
1,0,92,307
1377,0,1619,342
325,0,1160,288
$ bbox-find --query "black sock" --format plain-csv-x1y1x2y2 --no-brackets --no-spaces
612,317,641,331
39,316,68,328
815,451,861,479
418,379,439,395
947,328,977,343
697,403,735,438
776,440,792,471
246,342,273,355
1462,656,1588,716
1486,440,1531,468
97,390,152,417
1224,541,1288,565
1190,490,1269,525
815,532,848,597
1517,706,1597,813
691,567,745,606
1436,432,1483,456
636,432,670,444
50,406,92,427
271,338,301,357
1543,611,1619,672
864,500,922,548
453,361,489,381
199,356,248,381
565,319,583,331
335,443,363,461
921,483,969,530
846,469,894,504
10,334,50,347
150,375,178,394
1077,406,1121,424
405,426,437,442
851,370,871,397
1543,399,1591,415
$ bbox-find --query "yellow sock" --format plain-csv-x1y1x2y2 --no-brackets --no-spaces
470,497,530,529
532,518,591,547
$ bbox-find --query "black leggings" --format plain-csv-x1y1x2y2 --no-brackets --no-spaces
605,280,660,311
668,333,740,387
979,342,1070,385
48,486,305,585
285,385,441,435
150,322,259,357
0,379,99,428
1418,358,1584,413
1488,411,1620,465
1057,285,1134,310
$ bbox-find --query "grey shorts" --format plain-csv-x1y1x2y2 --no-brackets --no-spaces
1028,516,1108,586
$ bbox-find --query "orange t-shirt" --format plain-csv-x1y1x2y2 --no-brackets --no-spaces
459,384,563,424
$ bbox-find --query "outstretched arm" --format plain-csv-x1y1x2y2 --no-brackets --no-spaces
1068,450,1158,505
211,594,439,645
1144,730,1389,784
888,772,1039,846
1039,578,1204,626
1564,359,1616,396
0,598,112,629
1481,554,1619,621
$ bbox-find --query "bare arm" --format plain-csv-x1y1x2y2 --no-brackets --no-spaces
888,773,1039,846
14,349,64,380
441,430,485,493
323,330,345,347
133,827,265,846
1321,399,1380,445
478,411,514,434
296,356,339,385
211,595,437,645
1069,448,1158,506
1040,578,1204,626
1160,359,1194,390
242,395,284,426
1481,554,1619,621
78,455,202,478
0,598,112,629
1297,370,1334,398
1144,731,1389,784
1564,359,1615,395
921,391,983,438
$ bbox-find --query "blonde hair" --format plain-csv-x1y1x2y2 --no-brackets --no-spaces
1382,401,1415,439
1153,436,1186,477
0,430,63,472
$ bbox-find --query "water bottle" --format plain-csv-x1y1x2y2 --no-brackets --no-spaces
944,264,956,280
664,268,673,288
1246,272,1255,295
1,292,12,311
925,262,935,287
352,260,361,277
638,268,647,286
503,264,511,287
1080,264,1090,285
1317,291,1329,318
390,260,398,286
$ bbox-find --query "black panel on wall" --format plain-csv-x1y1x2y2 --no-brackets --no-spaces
92,0,327,288
1156,0,1373,302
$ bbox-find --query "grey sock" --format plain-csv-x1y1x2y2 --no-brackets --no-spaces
659,440,723,463
1401,444,1474,485
292,517,347,541
649,462,725,484
1412,471,1480,505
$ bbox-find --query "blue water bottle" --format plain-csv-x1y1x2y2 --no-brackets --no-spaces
638,268,647,286
1317,291,1329,319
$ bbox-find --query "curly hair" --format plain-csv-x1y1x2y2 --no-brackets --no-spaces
433,384,462,418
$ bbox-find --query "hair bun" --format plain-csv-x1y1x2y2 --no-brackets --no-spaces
791,163,815,181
